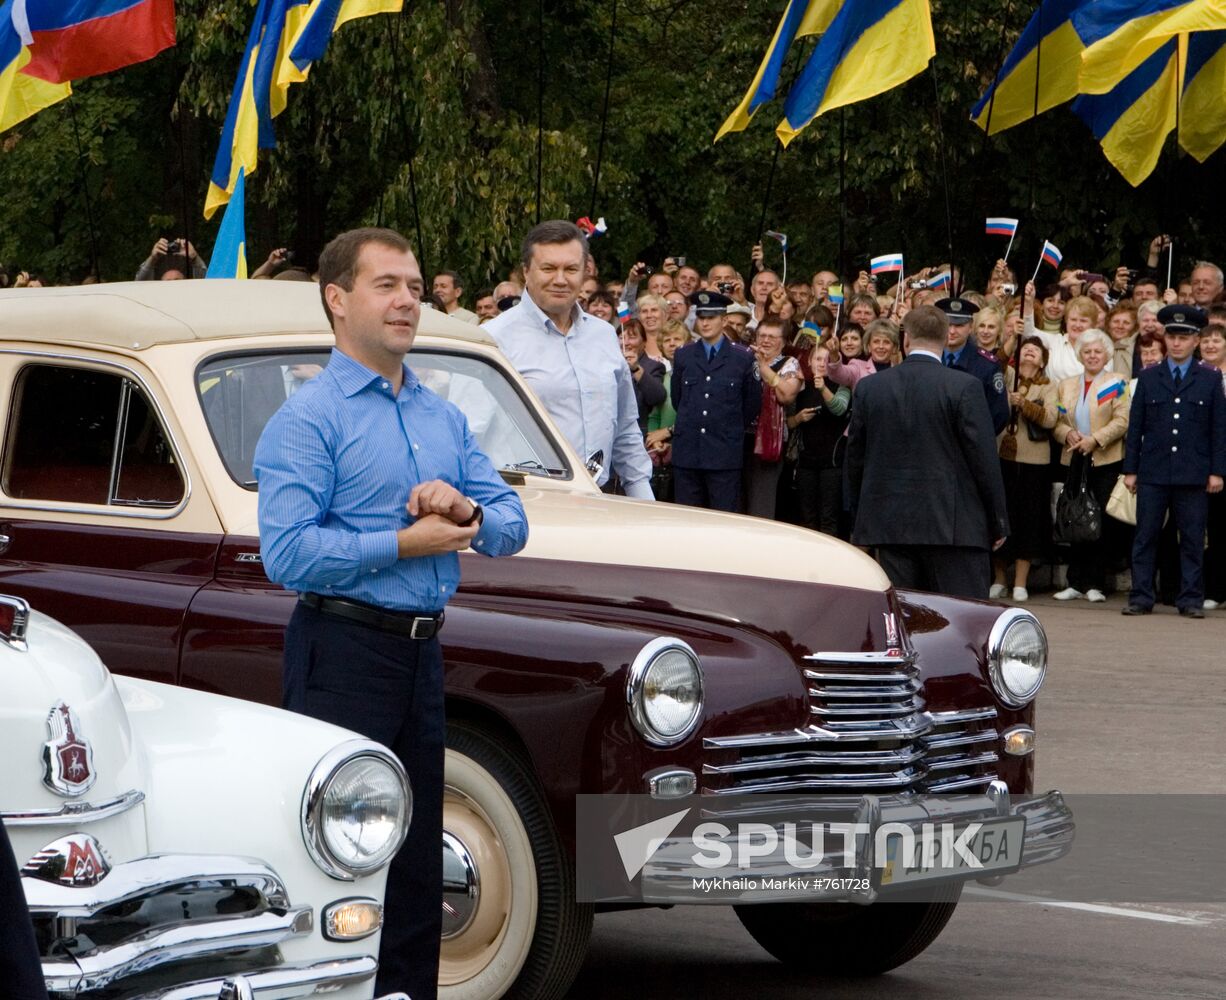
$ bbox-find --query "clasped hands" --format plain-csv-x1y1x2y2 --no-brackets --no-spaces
396,480,479,557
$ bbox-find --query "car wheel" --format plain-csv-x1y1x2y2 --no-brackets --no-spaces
733,884,961,976
440,723,593,1000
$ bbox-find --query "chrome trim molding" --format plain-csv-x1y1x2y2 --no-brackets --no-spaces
301,739,411,881
0,592,30,650
132,956,378,1000
625,636,704,747
987,607,1048,708
2,788,144,826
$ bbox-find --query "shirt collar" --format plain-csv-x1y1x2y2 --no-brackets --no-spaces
703,335,726,355
1168,357,1193,377
909,348,942,362
328,347,419,398
945,341,968,363
521,290,585,336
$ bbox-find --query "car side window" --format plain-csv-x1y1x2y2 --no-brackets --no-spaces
2,364,184,508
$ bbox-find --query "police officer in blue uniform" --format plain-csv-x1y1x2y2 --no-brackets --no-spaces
936,297,1009,433
1123,305,1226,617
670,291,762,511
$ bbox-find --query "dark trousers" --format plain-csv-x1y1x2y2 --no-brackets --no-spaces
284,603,444,1000
796,465,842,535
673,466,741,512
1206,491,1226,602
1130,483,1209,612
0,821,48,1000
1065,457,1122,594
876,545,990,599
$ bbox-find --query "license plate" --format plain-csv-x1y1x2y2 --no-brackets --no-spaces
879,817,1026,886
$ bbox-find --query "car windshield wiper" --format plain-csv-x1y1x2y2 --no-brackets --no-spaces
502,460,568,479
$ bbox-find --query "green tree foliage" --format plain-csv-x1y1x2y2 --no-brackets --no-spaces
2,0,1223,287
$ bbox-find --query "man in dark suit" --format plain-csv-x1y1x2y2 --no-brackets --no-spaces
846,305,1009,598
1122,305,1226,618
670,291,762,511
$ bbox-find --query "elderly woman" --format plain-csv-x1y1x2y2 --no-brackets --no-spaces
790,342,852,536
743,316,803,519
1137,299,1164,337
826,319,899,390
991,337,1058,601
635,293,670,364
1105,302,1139,376
1025,285,1098,381
1051,329,1130,602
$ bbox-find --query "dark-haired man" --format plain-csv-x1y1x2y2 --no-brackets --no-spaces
433,269,479,324
255,227,528,999
488,220,655,498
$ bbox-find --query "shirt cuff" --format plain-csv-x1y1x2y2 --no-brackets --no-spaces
358,530,400,573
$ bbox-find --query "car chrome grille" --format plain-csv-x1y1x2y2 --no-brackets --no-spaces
703,651,1000,795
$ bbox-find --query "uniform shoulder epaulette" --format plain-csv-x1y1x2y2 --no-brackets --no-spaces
977,347,999,363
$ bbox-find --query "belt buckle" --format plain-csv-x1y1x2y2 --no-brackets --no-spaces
410,617,432,640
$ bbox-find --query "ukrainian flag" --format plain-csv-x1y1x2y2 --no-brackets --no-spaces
204,0,313,219
1179,30,1226,160
970,0,1091,135
1076,0,1221,95
1070,38,1181,186
206,168,248,279
716,0,841,141
776,0,935,147
277,0,403,87
0,0,71,133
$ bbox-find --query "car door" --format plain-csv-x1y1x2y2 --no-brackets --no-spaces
0,353,223,684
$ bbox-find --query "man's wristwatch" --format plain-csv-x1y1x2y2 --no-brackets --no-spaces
458,497,483,528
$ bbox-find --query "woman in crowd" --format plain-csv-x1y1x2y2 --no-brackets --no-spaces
1026,285,1097,381
795,303,835,351
585,290,616,323
974,305,1011,366
845,292,880,329
1051,329,1130,603
618,319,667,435
644,320,690,501
826,319,898,390
1105,302,1139,376
744,318,802,519
1137,300,1164,337
1035,283,1067,332
1199,323,1226,609
991,337,1058,601
635,293,670,364
791,342,852,536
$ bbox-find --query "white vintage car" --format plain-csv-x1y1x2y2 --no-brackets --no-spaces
1,592,410,998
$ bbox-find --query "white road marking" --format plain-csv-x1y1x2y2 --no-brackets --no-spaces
965,887,1210,925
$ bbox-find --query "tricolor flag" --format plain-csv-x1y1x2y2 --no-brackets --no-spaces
827,283,844,305
926,271,951,290
617,300,631,324
1041,240,1063,269
870,253,904,275
986,217,1019,238
1096,380,1125,406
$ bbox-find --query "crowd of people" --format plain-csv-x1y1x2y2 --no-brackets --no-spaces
3,227,1223,613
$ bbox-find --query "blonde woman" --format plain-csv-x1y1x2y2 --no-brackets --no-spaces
636,293,670,364
1051,329,1130,602
974,306,1011,366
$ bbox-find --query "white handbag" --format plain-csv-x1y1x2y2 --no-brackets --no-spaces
1105,475,1137,526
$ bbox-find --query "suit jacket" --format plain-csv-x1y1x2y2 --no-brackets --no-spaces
1124,360,1226,485
1052,370,1130,467
671,338,762,471
846,354,1009,548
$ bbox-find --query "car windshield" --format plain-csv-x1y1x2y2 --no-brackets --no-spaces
196,348,570,489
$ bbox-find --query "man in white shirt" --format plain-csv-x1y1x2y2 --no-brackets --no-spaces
432,270,480,324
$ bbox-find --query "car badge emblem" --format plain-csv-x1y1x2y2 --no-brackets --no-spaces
42,701,96,797
883,612,902,654
22,834,111,888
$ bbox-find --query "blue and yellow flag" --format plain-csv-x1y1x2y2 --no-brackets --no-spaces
776,0,935,147
207,167,248,279
970,0,1091,135
277,0,402,87
1076,0,1221,95
0,0,72,133
1179,29,1226,160
1071,38,1180,187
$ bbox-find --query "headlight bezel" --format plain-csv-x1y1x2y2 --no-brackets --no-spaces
986,608,1048,708
626,637,704,747
301,740,411,882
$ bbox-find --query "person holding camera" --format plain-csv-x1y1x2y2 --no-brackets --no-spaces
135,237,207,280
791,341,851,536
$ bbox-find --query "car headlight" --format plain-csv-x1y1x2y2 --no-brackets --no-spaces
987,609,1048,708
302,741,411,881
627,638,704,746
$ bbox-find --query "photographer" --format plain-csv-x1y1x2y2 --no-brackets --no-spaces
136,237,207,280
252,247,296,280
791,341,851,536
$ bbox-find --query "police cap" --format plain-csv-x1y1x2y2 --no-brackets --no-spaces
1157,304,1207,334
690,290,734,316
935,297,975,325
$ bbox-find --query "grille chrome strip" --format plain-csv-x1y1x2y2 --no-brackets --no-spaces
803,652,916,666
804,669,914,684
704,746,926,774
809,702,917,717
806,682,920,698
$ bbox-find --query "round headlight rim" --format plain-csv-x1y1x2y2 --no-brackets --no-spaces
987,608,1048,709
626,636,704,747
301,740,411,882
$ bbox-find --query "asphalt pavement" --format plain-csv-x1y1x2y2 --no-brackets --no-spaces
568,595,1226,1000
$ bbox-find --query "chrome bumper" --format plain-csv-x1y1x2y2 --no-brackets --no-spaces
134,957,378,999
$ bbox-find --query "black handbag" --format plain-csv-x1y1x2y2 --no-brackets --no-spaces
1053,458,1102,544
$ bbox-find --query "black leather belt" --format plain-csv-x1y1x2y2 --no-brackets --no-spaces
298,593,445,639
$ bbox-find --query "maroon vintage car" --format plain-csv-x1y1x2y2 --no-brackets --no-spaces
0,282,1071,999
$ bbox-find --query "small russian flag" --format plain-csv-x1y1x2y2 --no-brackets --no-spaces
617,301,631,324
828,284,844,304
926,271,951,290
1041,240,1063,269
871,253,904,275
986,217,1019,238
1096,380,1125,405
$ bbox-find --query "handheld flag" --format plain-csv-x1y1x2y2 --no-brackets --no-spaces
827,283,844,304
1031,240,1063,283
617,300,631,325
777,0,936,147
926,271,951,290
576,216,608,239
206,168,248,279
870,253,904,275
985,217,1019,237
1096,379,1125,405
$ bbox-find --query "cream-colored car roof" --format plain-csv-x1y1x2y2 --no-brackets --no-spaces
0,280,492,350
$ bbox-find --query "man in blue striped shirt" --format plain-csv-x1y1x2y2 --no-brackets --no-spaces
254,227,527,1000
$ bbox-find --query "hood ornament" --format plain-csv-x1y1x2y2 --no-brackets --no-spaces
22,834,111,887
883,612,902,656
42,701,96,797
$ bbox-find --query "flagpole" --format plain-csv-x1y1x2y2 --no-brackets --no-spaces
1030,247,1045,286
1167,242,1174,293
66,97,102,282
1004,227,1016,264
